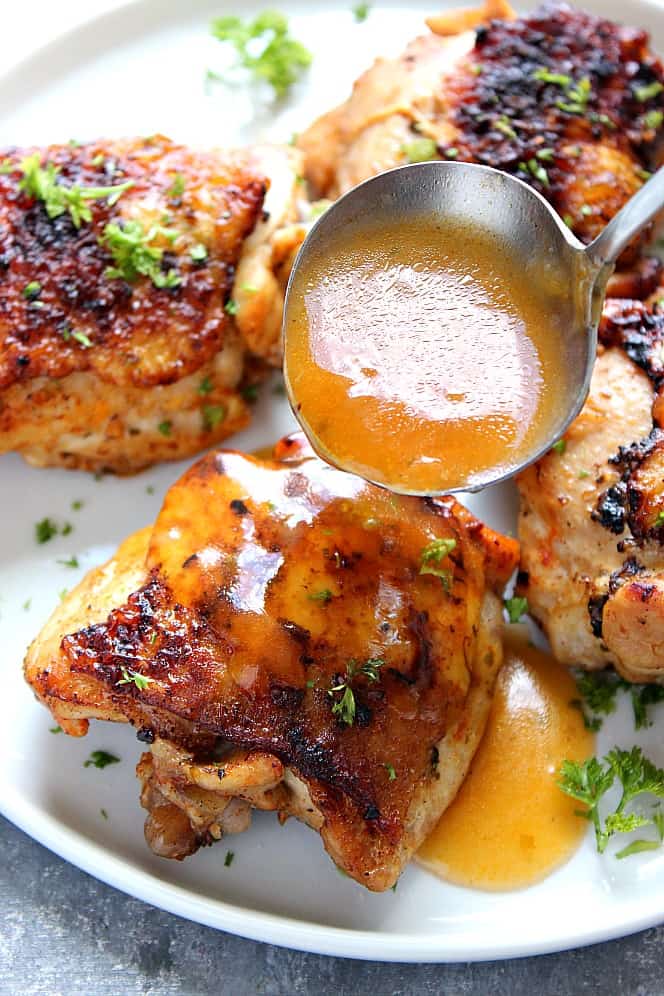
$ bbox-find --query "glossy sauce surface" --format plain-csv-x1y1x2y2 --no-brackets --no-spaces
285,218,567,493
417,634,593,890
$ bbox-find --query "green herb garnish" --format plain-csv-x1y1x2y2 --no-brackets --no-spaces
202,404,226,431
419,537,456,589
635,81,664,103
551,438,566,455
308,588,333,604
57,556,80,569
402,138,438,163
18,153,133,228
167,173,185,199
224,850,235,867
210,10,312,99
504,595,528,624
157,420,172,437
384,763,397,781
117,666,154,691
23,281,42,300
101,220,181,289
559,747,664,856
190,242,208,262
35,518,59,544
352,2,370,21
329,658,384,726
84,750,120,769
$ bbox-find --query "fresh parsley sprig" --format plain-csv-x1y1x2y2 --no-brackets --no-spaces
210,10,312,99
572,669,664,732
117,666,154,691
558,747,664,857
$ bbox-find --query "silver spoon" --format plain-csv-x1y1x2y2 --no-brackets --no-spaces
283,160,664,495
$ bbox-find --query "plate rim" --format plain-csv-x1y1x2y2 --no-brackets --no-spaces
3,0,664,962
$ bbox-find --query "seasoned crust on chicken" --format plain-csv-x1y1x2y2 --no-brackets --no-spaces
24,434,518,890
299,2,664,283
517,299,664,684
0,136,305,473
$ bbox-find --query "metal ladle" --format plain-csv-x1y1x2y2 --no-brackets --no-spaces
282,161,664,494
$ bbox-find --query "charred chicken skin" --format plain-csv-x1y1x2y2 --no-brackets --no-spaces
517,298,664,684
0,136,305,473
24,434,518,890
299,1,664,292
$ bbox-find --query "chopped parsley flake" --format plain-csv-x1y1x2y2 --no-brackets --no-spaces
84,749,120,769
23,598,32,611
23,281,42,300
402,138,438,163
308,588,333,604
157,420,172,437
419,537,456,588
504,595,528,624
532,68,571,87
352,2,370,21
35,518,59,544
102,220,181,289
167,173,185,199
57,556,80,569
100,808,108,820
198,376,213,396
71,500,84,511
645,109,664,129
224,298,239,315
495,116,517,140
636,81,664,102
210,10,312,99
578,469,590,479
241,384,259,403
654,509,664,527
224,849,235,867
329,657,384,726
18,153,134,228
385,763,397,781
551,438,566,455
190,242,208,262
117,666,154,691
202,404,226,431
62,326,93,348
50,725,62,734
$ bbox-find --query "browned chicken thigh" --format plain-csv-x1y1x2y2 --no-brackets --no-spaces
517,298,664,684
0,136,305,473
24,434,518,890
299,1,664,291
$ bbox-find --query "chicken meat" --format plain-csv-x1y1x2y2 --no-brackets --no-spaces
24,433,518,890
299,1,664,292
0,136,305,474
517,297,664,684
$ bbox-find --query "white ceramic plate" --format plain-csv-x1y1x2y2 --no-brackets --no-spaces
2,0,664,964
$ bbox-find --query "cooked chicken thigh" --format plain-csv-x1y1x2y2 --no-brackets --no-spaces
299,1,664,286
24,434,518,890
517,299,664,684
0,136,305,473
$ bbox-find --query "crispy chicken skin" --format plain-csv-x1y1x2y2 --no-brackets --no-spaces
24,434,518,890
299,2,664,288
517,299,664,684
0,136,305,473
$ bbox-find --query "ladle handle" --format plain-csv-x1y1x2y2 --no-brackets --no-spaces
585,164,664,269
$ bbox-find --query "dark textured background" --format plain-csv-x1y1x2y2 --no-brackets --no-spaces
2,816,663,996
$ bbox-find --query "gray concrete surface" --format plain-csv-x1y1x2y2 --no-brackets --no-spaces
1,815,663,996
